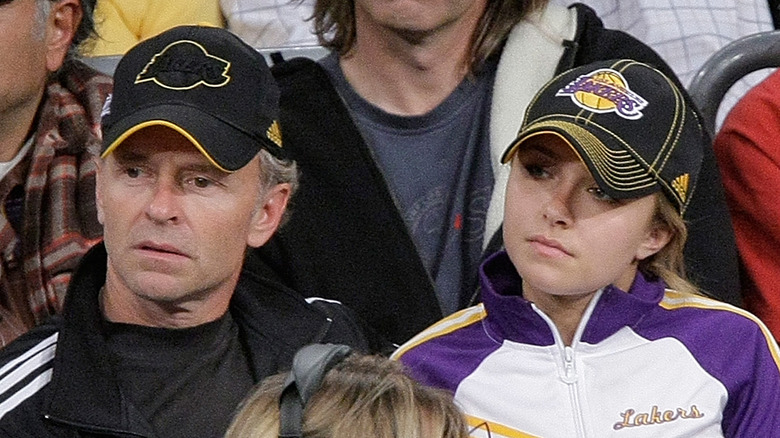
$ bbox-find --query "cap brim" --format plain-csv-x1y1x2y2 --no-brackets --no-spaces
502,120,660,201
102,104,262,172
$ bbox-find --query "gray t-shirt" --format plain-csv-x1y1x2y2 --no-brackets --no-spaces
321,54,496,315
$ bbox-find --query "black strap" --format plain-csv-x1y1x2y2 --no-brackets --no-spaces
278,344,353,438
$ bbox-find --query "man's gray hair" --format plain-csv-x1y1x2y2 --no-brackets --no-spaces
33,0,54,39
258,149,299,226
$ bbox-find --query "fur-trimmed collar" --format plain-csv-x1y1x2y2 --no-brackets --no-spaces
484,3,577,246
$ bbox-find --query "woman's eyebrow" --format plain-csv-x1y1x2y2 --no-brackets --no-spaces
520,143,559,160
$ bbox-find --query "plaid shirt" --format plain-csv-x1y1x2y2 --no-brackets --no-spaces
0,60,112,346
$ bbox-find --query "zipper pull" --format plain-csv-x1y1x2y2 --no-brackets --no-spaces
562,346,577,383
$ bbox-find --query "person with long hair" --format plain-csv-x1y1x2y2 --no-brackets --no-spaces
254,0,740,348
394,60,780,437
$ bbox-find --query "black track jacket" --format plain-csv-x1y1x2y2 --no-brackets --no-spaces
0,243,369,437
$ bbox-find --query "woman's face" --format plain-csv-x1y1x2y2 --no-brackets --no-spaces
502,134,670,303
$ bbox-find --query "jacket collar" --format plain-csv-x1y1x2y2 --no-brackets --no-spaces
484,3,578,246
43,243,332,436
478,251,666,346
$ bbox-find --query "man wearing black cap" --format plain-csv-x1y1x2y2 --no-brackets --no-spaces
0,25,368,438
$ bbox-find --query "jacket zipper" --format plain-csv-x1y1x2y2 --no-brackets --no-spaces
563,345,585,436
531,288,604,438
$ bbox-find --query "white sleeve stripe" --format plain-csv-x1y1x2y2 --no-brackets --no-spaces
391,305,486,360
0,333,58,379
0,342,56,396
662,291,780,371
304,297,343,305
0,368,53,421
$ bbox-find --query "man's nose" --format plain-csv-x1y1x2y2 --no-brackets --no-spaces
144,180,182,224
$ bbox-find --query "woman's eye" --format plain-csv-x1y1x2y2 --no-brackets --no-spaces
587,187,617,203
524,164,548,178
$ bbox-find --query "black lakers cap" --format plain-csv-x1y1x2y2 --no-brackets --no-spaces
100,25,284,172
501,59,704,215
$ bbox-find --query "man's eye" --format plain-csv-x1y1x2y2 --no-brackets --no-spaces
192,177,212,188
126,167,141,178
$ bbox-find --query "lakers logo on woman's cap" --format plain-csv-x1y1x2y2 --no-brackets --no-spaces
555,68,648,120
502,59,704,216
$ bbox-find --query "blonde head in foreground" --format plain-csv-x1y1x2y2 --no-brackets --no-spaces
224,354,468,438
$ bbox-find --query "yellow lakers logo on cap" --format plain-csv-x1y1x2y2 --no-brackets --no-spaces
672,173,690,202
266,120,282,148
135,40,231,90
556,68,648,120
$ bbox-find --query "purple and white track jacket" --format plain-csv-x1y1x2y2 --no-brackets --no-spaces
393,251,780,438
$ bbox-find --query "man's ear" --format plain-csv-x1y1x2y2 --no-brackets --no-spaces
45,0,82,72
635,225,672,261
246,184,292,248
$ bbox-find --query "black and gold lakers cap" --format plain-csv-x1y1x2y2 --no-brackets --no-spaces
501,59,704,216
100,25,284,172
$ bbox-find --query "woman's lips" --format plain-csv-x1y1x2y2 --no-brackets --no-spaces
528,235,572,258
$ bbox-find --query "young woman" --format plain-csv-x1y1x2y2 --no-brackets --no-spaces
393,59,780,438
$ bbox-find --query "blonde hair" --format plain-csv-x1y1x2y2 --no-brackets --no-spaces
225,354,469,438
639,193,700,296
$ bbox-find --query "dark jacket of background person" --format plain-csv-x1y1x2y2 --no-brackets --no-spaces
0,243,369,437
254,4,740,345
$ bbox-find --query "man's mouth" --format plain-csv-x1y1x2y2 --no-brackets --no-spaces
136,242,189,258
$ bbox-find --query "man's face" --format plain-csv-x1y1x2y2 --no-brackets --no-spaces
353,0,486,39
97,126,287,326
0,0,52,125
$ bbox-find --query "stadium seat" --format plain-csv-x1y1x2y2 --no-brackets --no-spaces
80,45,327,77
689,30,780,136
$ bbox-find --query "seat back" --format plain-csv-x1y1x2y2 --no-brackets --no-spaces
689,30,780,136
80,45,327,77
80,54,122,76
259,45,328,65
